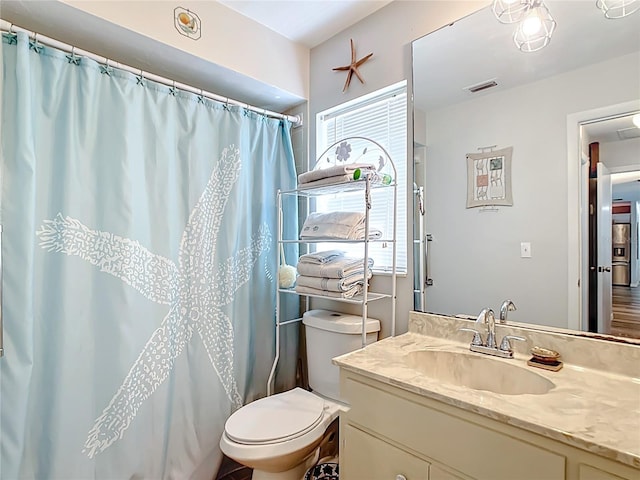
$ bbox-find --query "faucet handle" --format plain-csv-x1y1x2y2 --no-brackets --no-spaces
499,335,526,354
459,327,483,346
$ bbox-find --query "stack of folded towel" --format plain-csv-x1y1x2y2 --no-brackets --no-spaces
297,163,378,188
295,250,373,299
300,211,382,241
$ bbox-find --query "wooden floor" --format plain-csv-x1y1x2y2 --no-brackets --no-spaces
611,285,640,339
215,456,252,480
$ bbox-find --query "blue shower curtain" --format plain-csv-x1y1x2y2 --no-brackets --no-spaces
0,31,298,479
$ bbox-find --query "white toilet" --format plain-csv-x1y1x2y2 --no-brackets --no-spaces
220,309,380,480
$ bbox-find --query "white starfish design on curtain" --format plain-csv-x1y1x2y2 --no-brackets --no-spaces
36,145,271,458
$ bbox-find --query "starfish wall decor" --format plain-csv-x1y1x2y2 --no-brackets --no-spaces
333,38,373,92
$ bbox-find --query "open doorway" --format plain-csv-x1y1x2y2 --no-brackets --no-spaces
583,113,640,339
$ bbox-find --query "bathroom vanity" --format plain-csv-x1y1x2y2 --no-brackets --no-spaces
334,312,640,480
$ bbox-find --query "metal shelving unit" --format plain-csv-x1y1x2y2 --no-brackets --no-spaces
267,137,398,396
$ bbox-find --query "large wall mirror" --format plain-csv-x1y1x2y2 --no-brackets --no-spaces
412,1,640,341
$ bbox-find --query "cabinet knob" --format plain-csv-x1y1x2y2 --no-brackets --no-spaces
396,475,407,480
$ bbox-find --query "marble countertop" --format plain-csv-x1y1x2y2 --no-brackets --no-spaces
333,313,640,468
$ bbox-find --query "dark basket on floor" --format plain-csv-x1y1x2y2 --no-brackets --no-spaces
304,462,339,480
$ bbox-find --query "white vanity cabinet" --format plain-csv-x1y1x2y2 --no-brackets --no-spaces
339,370,638,480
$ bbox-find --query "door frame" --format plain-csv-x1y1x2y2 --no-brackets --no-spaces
566,100,640,332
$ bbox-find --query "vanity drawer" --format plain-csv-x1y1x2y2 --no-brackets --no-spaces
342,424,430,480
342,374,566,480
578,464,629,480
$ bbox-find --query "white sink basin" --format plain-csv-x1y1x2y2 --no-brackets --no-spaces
405,350,555,395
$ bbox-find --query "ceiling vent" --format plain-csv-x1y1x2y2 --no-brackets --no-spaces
617,127,640,140
464,79,498,93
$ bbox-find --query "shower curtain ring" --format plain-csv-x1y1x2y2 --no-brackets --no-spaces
9,23,14,33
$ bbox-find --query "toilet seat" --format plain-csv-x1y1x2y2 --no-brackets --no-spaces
225,388,326,445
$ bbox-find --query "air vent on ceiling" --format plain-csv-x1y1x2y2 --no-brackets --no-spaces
464,79,498,93
617,127,640,140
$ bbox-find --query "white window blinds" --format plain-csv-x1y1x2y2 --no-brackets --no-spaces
315,82,407,273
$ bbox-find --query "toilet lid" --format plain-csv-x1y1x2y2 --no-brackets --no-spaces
225,388,325,445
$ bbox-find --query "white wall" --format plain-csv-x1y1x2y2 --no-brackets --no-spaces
601,137,640,169
63,0,308,101
309,1,485,336
422,53,639,328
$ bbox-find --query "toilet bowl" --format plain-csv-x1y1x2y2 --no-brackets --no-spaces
220,388,342,480
220,309,380,480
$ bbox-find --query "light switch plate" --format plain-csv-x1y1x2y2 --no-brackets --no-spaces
521,242,532,258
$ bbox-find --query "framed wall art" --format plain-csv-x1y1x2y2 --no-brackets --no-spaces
466,146,513,208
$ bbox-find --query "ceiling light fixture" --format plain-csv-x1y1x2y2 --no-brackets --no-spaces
492,0,532,24
513,1,556,52
632,113,640,128
596,0,640,19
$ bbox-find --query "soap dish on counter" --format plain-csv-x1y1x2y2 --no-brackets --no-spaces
527,346,563,371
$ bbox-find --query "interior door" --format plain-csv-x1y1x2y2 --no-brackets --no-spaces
596,162,613,334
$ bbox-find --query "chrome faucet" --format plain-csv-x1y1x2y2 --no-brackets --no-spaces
458,307,525,359
499,300,517,324
476,307,497,348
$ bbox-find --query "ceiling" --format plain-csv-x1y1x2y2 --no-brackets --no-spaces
413,2,640,113
217,0,393,48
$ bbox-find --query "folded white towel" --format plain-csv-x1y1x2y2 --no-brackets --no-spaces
298,250,345,265
300,212,382,241
298,163,377,185
300,212,382,240
297,174,351,189
295,270,372,292
296,257,374,279
367,228,383,240
300,211,363,240
297,171,384,190
294,283,362,299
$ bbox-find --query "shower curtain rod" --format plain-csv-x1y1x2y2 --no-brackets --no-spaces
0,20,302,126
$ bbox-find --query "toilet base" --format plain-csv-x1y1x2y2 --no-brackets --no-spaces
251,449,318,480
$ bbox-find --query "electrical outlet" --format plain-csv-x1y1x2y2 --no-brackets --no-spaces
521,242,532,258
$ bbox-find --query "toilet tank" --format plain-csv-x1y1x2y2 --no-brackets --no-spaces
302,309,380,402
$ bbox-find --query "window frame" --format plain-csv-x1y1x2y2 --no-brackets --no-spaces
314,81,408,274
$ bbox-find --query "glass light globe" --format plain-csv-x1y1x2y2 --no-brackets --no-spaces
492,0,532,24
514,2,556,52
521,12,543,35
596,0,640,19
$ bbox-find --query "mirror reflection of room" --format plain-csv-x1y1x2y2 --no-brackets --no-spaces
412,2,640,339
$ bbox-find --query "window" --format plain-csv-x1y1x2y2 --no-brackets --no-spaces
315,81,407,273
